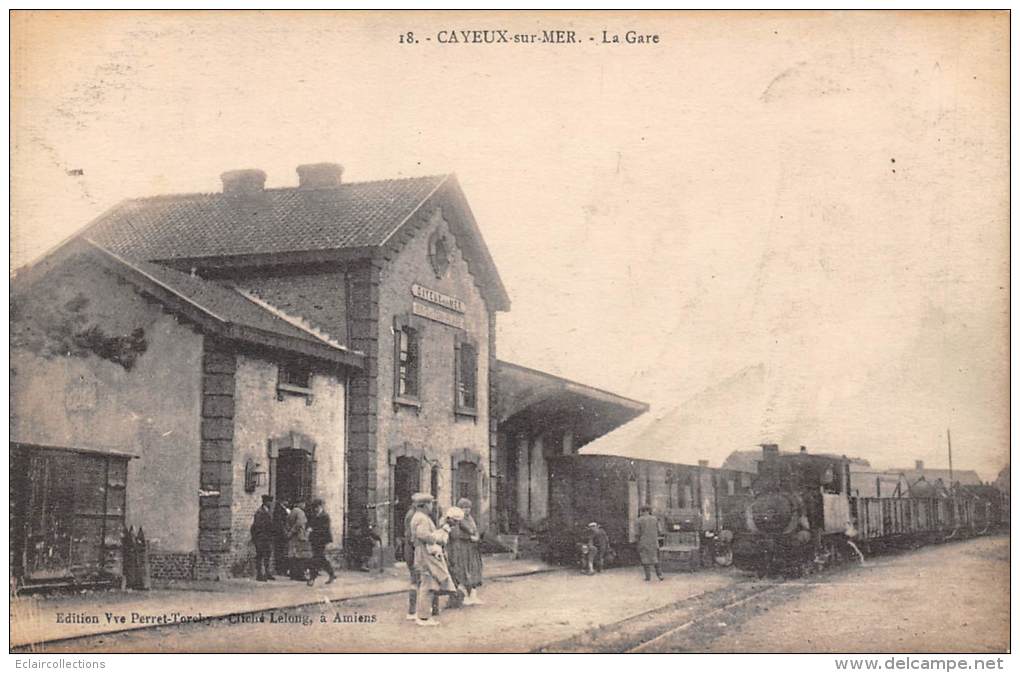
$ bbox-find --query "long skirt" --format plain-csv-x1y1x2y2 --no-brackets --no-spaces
447,539,483,589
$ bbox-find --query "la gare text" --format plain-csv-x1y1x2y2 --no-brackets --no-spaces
398,30,660,45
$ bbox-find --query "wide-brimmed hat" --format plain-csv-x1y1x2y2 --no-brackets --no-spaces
445,506,465,521
587,522,598,528
309,498,324,507
261,495,274,503
411,492,434,505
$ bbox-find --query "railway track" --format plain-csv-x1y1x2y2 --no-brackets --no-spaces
623,582,786,653
535,566,854,654
535,576,805,653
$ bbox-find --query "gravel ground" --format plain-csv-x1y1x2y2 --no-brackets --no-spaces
641,534,1010,653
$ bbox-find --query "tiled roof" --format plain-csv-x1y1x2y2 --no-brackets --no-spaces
87,175,448,261
83,241,361,367
128,258,332,346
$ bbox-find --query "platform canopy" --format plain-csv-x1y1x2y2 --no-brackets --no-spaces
495,360,649,448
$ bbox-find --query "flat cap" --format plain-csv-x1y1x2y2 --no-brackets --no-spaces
411,492,434,505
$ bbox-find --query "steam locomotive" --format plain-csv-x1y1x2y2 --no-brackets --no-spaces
731,444,1009,576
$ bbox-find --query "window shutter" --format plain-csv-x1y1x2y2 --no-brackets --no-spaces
453,341,462,411
309,455,317,502
393,327,402,397
451,456,459,503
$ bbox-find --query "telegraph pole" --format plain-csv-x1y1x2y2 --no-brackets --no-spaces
947,428,954,488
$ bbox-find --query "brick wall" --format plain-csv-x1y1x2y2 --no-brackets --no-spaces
197,338,236,580
346,259,382,531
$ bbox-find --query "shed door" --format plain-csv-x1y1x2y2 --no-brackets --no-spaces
25,452,77,579
16,448,127,582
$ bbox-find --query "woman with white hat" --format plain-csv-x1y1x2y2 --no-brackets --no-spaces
447,498,485,605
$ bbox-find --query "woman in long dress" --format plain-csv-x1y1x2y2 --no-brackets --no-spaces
286,500,313,581
447,498,484,605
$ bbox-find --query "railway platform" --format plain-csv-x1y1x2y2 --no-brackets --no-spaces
11,555,551,649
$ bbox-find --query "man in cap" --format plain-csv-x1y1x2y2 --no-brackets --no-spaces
585,522,611,575
250,495,275,582
409,492,457,626
306,498,336,586
403,496,439,621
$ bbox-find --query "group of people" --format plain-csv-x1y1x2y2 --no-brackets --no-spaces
584,507,665,582
251,490,485,620
250,494,337,586
403,493,485,627
253,493,666,622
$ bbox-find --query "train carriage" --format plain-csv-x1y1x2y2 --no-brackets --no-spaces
542,454,752,569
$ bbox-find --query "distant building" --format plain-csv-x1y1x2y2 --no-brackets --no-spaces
995,464,1010,494
885,460,983,489
848,471,912,498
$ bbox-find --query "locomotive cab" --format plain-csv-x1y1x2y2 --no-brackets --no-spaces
733,444,852,575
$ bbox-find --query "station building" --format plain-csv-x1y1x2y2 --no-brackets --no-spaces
10,163,646,586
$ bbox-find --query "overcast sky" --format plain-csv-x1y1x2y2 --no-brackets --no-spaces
11,11,1009,479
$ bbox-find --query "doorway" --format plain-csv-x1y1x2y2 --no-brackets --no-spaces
276,449,314,507
392,456,420,548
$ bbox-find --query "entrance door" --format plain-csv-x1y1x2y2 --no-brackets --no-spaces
276,449,313,506
392,457,420,548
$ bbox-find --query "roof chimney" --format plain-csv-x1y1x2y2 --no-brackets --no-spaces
297,163,344,189
761,443,779,460
221,169,266,197
915,460,924,471
800,445,807,454
698,459,709,467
